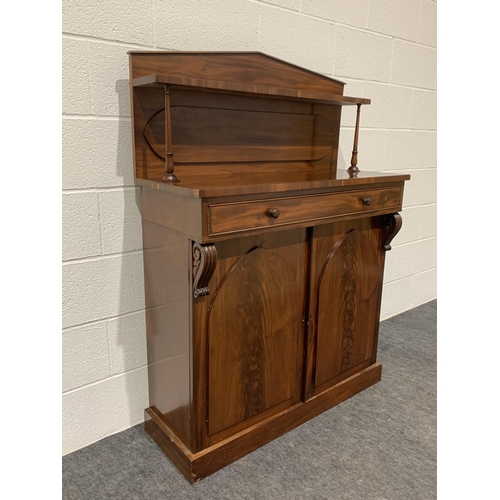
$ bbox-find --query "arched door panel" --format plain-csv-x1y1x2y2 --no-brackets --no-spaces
309,219,383,393
207,231,306,437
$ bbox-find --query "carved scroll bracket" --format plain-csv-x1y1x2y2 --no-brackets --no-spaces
381,213,403,251
192,242,217,298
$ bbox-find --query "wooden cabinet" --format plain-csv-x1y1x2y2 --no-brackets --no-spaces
129,51,409,482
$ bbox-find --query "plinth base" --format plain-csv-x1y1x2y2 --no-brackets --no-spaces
144,362,382,483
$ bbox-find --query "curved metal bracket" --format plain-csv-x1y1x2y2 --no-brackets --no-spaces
381,213,403,251
192,242,217,298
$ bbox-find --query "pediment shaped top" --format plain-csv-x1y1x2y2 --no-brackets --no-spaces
129,51,345,96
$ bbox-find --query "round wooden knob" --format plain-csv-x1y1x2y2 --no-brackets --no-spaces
362,197,372,206
268,208,280,219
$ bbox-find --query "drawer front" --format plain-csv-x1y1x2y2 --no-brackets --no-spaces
208,186,402,236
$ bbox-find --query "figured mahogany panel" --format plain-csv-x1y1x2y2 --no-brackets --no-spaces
145,106,336,164
205,230,306,437
307,219,384,392
137,88,338,171
130,52,345,95
207,248,297,435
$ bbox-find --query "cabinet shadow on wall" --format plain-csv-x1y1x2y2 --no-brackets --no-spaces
113,78,149,431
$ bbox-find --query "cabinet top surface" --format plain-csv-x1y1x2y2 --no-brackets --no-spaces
136,168,410,199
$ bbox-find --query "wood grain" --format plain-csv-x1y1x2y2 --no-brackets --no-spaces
133,72,370,106
381,212,403,251
191,229,307,449
135,169,410,199
144,407,193,481
207,186,402,236
207,246,302,435
142,222,191,446
135,87,340,181
145,362,382,483
304,217,385,398
348,104,362,173
162,85,179,182
132,52,409,482
144,105,337,164
140,187,202,241
192,243,217,298
314,228,380,387
130,51,346,95
131,86,165,181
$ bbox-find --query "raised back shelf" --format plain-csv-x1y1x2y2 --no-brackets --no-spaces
129,51,371,187
129,51,347,93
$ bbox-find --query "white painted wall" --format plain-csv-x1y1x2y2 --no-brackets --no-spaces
62,0,436,455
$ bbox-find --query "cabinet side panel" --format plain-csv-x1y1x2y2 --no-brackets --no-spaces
142,219,191,446
141,187,202,241
132,86,165,182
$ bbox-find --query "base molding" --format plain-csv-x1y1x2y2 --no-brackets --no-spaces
144,362,382,483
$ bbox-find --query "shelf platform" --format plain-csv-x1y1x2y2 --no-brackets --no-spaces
133,73,371,106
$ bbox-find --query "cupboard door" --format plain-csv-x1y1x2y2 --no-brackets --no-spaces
306,218,384,396
205,229,307,438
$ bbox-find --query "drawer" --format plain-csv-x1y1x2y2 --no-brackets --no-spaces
208,186,402,236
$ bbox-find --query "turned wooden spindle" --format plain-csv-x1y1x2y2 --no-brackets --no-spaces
348,104,362,174
163,85,179,183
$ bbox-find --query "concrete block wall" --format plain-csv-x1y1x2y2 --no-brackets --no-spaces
62,0,436,455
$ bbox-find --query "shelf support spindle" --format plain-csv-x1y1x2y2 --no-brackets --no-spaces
163,85,179,183
348,104,362,174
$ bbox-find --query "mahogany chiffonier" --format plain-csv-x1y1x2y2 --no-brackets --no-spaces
128,51,409,483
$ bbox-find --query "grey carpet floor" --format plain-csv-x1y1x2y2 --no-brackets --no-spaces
63,300,437,500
